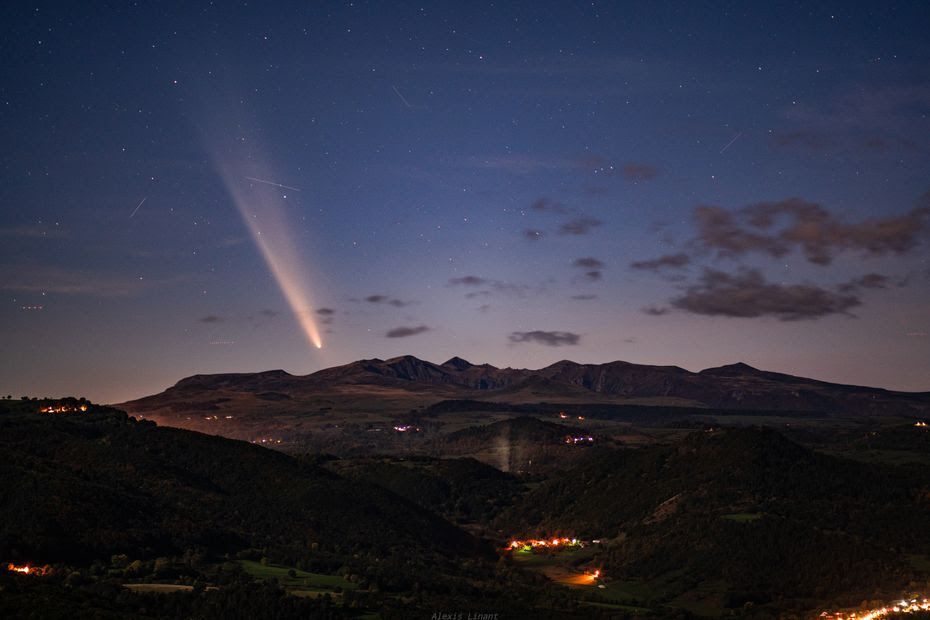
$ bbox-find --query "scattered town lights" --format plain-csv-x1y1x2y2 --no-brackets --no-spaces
38,403,88,414
6,563,45,576
820,595,930,620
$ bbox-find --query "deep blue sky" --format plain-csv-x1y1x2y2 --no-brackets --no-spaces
2,2,929,402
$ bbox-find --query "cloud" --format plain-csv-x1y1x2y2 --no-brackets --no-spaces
692,197,930,265
530,198,567,213
573,257,604,269
523,228,545,241
642,306,670,316
670,268,861,321
571,294,598,300
622,163,658,181
364,294,413,307
448,275,488,286
559,217,603,235
316,307,336,324
199,315,225,323
630,253,691,271
837,273,890,293
386,325,430,338
449,276,537,297
509,330,581,346
693,205,787,258
571,257,605,281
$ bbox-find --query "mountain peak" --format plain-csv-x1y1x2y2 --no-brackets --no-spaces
385,354,428,365
699,362,761,377
441,356,474,370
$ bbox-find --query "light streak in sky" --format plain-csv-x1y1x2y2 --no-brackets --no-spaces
216,161,323,350
391,85,413,108
129,196,147,218
719,131,744,153
244,176,302,192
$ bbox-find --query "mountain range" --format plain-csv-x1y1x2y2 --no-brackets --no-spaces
121,355,930,426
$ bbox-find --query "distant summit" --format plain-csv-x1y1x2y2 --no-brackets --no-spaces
442,356,474,371
698,362,763,377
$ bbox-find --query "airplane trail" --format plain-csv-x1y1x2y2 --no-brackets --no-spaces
392,85,413,108
244,176,302,192
719,131,744,153
129,196,147,218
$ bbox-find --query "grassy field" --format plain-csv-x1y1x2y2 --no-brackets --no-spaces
510,544,599,568
238,560,357,595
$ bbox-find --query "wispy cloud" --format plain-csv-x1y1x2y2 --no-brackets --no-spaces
523,228,545,241
621,163,659,181
630,253,691,271
386,325,430,338
509,330,581,346
316,307,336,324
558,217,603,235
572,257,605,281
448,275,538,297
364,294,414,308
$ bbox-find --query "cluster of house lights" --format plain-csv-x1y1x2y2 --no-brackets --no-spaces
820,597,930,620
38,404,88,414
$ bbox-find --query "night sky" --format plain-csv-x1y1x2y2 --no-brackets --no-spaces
3,2,929,403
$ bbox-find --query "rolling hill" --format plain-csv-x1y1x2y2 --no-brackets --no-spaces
494,427,930,611
0,400,481,567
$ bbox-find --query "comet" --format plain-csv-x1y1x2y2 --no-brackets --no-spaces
215,162,323,350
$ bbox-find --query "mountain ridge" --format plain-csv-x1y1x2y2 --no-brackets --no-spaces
120,355,930,431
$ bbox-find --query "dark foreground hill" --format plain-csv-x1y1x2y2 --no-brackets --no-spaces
0,401,479,566
0,400,621,618
496,427,930,612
